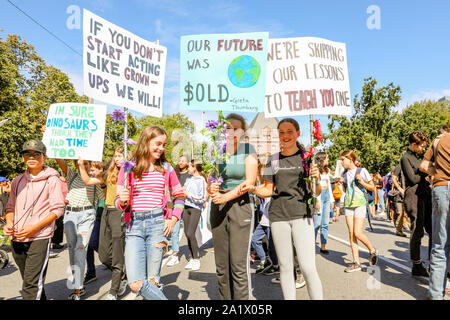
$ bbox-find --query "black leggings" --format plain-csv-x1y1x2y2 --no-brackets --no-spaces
183,206,202,259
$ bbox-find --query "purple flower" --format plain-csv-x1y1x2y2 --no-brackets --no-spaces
205,120,219,131
111,109,126,122
125,138,137,145
121,160,135,170
217,177,223,184
208,145,214,158
209,176,216,183
220,142,227,154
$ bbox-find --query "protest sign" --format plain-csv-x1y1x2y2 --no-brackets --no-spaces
180,32,269,112
265,37,351,118
42,103,107,161
83,9,167,117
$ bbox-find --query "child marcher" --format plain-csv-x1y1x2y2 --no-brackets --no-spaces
116,126,185,300
182,159,208,271
3,140,65,300
340,150,378,272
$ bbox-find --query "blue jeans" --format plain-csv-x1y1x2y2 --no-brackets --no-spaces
124,209,167,300
429,184,450,300
378,189,386,211
169,215,183,253
251,223,278,265
64,208,96,290
314,188,331,245
86,220,101,276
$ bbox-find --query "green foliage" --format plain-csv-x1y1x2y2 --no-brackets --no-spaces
132,113,195,166
0,34,87,177
326,77,450,175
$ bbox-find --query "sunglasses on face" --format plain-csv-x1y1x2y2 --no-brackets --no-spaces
23,152,43,158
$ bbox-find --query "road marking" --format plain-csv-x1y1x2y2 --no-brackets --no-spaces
328,233,411,273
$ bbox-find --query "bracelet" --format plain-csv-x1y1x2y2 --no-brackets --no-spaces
101,184,107,189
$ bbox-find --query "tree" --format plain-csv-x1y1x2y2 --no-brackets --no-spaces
0,34,87,178
103,113,138,161
398,100,450,144
326,77,403,175
132,113,195,166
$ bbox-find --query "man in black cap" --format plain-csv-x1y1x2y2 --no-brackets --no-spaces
3,139,65,300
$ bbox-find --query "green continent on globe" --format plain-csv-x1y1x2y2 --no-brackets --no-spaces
227,55,261,88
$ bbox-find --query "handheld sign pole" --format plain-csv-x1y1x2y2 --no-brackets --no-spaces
124,106,128,188
310,114,316,207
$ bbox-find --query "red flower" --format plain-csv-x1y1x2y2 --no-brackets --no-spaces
303,147,316,160
313,120,323,142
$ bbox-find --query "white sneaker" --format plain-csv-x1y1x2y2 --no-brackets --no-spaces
49,250,59,258
296,274,306,289
190,259,200,271
378,211,386,217
185,259,194,269
166,255,179,267
104,293,117,300
118,279,127,296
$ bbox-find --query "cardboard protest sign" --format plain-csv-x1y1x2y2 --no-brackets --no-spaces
42,103,107,161
180,32,269,112
265,37,351,118
83,9,167,117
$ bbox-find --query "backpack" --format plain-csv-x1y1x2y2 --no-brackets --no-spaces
332,184,342,200
342,167,375,203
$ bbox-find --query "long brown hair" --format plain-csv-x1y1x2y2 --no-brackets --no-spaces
277,118,305,152
315,151,329,174
106,146,124,185
340,149,357,163
133,126,168,179
191,159,207,183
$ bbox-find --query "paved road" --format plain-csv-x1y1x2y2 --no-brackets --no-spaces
0,214,446,300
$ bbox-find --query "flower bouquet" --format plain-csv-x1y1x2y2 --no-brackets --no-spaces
303,119,323,204
201,111,231,184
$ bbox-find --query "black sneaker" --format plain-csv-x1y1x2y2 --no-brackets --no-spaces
412,262,429,280
84,273,98,285
52,243,64,250
255,260,272,274
262,265,280,276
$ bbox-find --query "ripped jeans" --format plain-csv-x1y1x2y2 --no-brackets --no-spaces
64,208,96,290
124,209,167,300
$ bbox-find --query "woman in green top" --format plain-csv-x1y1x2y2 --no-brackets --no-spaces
209,113,258,300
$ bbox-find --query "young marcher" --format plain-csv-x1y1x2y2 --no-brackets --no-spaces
241,118,323,300
182,159,208,271
3,140,65,300
167,155,190,267
116,126,185,300
420,125,450,299
400,131,432,280
340,150,378,273
55,157,105,300
80,147,128,300
81,160,106,286
332,177,344,222
314,152,334,255
0,176,11,217
208,113,258,300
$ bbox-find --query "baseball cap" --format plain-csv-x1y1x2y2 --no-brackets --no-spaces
0,176,9,182
21,139,47,155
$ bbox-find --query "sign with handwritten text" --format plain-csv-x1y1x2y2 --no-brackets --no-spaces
180,32,269,112
83,9,167,117
265,37,351,118
42,103,107,161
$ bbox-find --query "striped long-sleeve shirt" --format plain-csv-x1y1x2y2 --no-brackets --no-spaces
115,162,185,222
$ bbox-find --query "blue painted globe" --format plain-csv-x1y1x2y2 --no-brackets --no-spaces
227,55,261,88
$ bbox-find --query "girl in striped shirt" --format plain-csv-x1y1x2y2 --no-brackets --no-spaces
115,126,185,300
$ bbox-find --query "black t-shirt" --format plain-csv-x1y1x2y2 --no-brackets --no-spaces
178,170,189,187
262,150,313,222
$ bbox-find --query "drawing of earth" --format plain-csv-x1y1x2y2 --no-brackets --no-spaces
227,55,261,88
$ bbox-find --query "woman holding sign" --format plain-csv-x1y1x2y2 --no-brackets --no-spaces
240,118,323,300
115,126,185,300
208,113,258,300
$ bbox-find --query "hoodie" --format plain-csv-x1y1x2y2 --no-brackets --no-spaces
5,165,65,242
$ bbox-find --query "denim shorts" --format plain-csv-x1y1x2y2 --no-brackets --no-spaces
124,209,167,284
344,206,366,219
